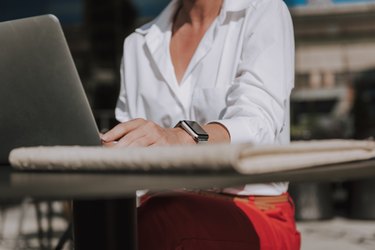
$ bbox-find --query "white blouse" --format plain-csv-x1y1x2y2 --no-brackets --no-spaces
116,0,295,195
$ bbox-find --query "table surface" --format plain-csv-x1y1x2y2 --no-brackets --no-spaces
1,159,375,200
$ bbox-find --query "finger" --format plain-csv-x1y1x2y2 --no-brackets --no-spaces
101,119,146,142
102,141,119,148
116,128,149,147
149,138,168,147
116,120,160,147
139,130,170,147
127,135,155,147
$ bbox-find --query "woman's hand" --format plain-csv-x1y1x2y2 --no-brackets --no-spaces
100,118,195,147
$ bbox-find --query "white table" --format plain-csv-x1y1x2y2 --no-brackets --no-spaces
1,159,375,249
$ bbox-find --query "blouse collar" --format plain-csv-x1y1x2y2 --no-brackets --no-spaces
136,0,258,35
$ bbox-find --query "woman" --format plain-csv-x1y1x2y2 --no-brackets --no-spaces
101,0,300,249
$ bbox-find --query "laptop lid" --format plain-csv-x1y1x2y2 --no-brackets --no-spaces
0,15,101,165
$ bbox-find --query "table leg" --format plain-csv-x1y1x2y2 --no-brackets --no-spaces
72,196,137,250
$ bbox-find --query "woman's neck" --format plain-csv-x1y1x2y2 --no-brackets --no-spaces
170,0,223,83
179,0,223,27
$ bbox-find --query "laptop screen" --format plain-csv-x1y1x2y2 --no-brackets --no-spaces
0,15,101,165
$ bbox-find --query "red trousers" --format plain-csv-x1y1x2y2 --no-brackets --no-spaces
138,191,300,250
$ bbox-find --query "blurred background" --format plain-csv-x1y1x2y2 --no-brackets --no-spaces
1,0,375,249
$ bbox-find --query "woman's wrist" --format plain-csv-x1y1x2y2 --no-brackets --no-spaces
203,123,230,144
171,123,230,145
172,127,196,145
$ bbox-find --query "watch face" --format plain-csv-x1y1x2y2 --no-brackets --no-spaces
183,121,209,140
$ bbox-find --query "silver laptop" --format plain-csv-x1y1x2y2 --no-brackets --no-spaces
0,15,101,165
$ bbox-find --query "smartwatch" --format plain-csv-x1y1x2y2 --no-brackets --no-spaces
175,120,209,143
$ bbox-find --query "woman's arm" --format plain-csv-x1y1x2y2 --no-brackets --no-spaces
101,119,230,147
213,1,294,145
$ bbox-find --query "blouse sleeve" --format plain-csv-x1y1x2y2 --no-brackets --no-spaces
115,58,130,123
216,1,295,145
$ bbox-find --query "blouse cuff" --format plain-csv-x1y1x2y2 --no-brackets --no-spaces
209,119,252,144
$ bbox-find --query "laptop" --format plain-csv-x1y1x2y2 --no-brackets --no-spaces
0,15,101,165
